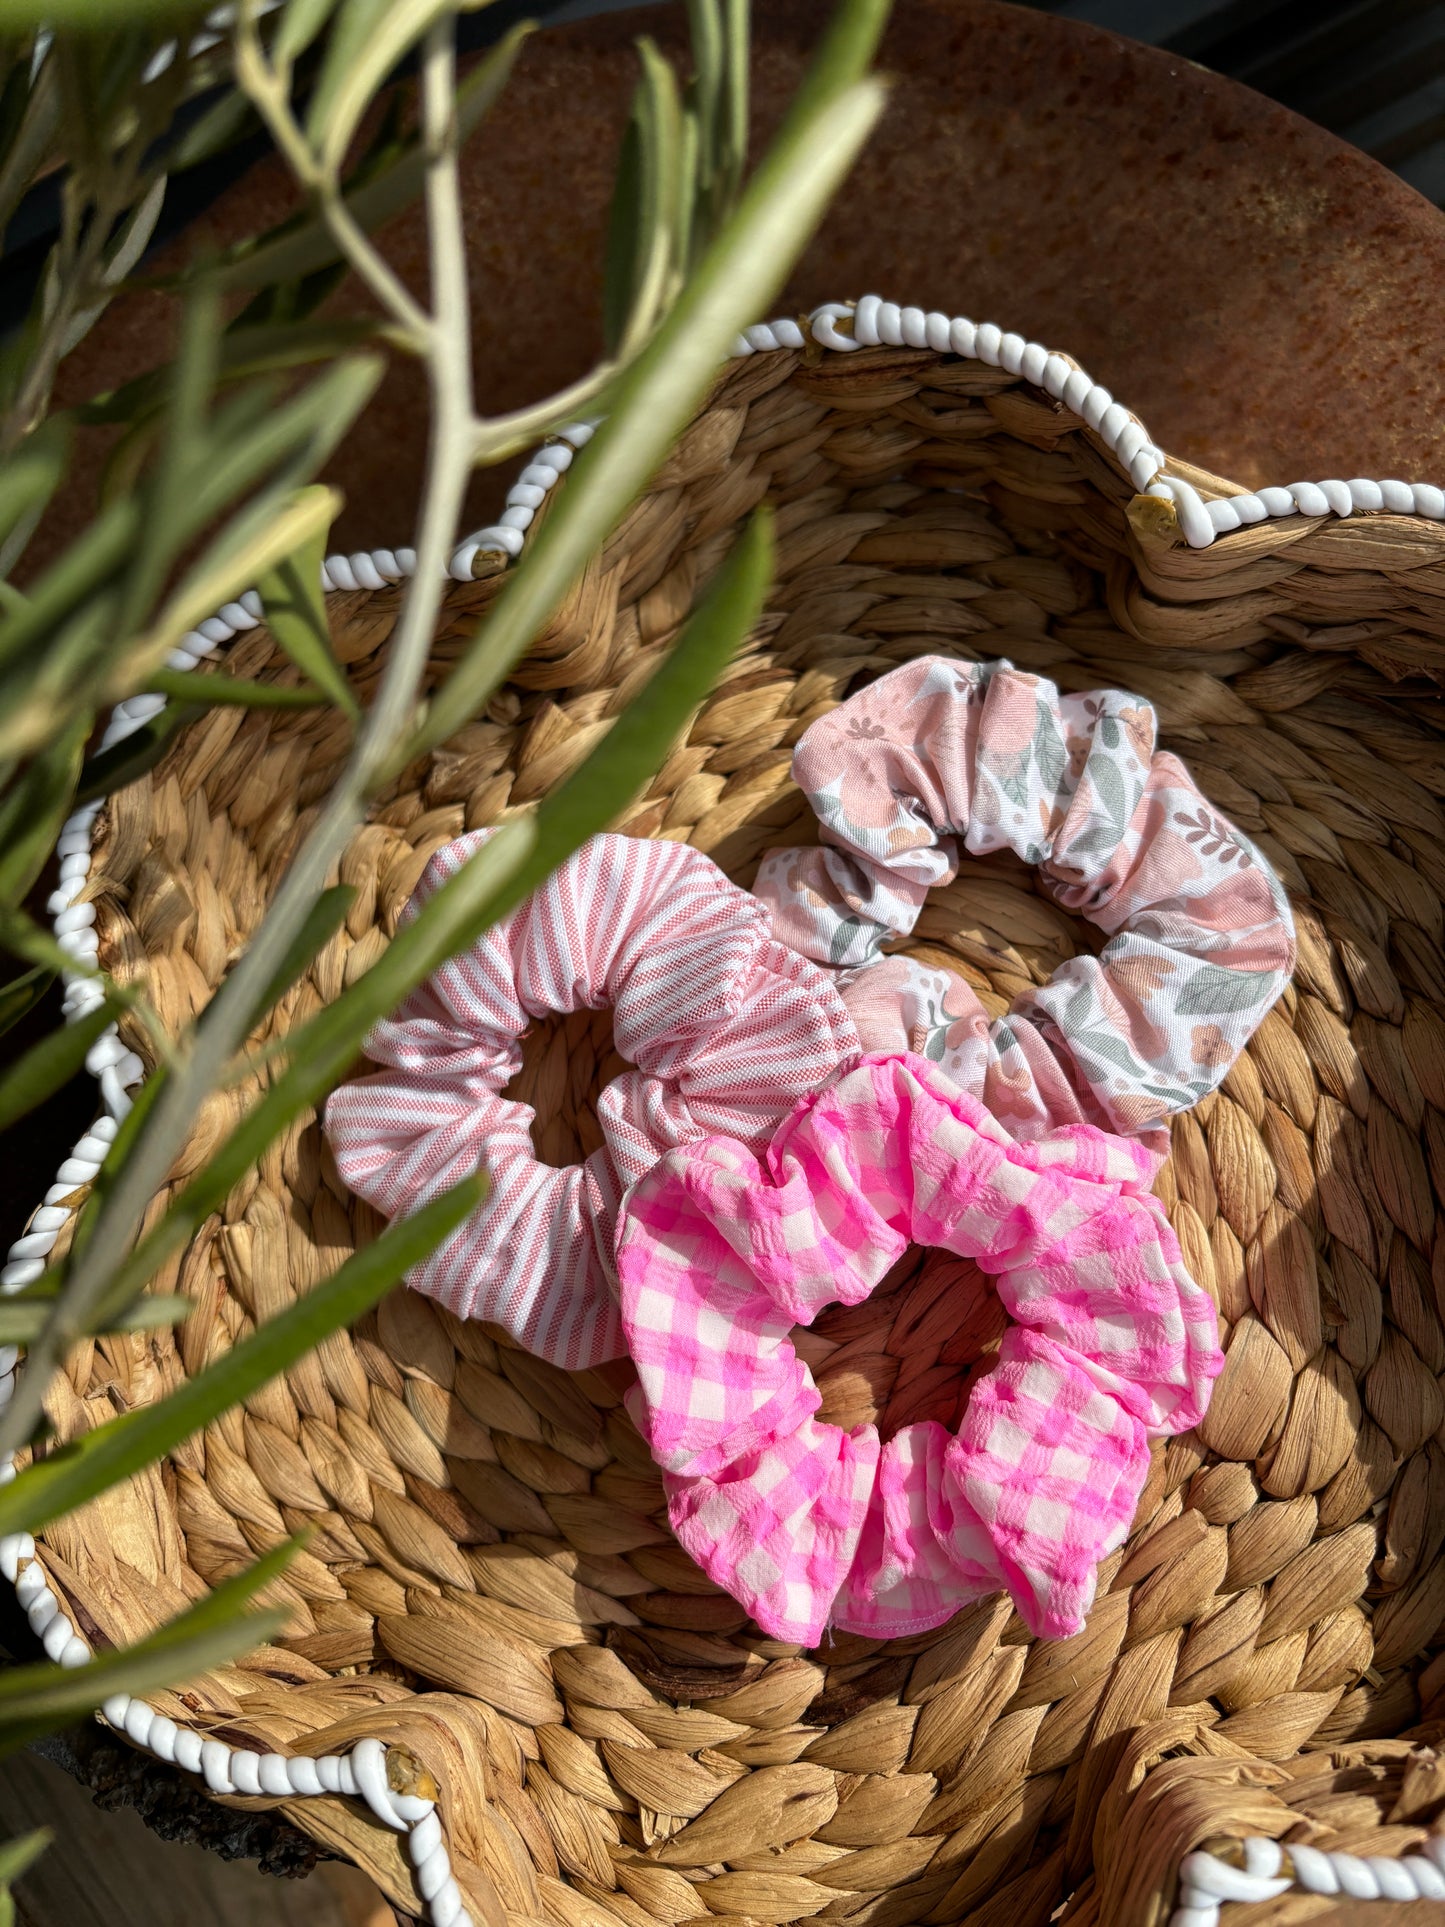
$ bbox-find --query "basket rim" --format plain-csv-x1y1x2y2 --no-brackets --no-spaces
8,293,1445,1927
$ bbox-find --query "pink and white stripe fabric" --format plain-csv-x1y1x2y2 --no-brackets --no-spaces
617,1052,1224,1644
324,831,859,1368
755,656,1296,1147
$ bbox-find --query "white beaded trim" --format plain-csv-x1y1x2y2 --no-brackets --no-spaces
8,295,1441,1923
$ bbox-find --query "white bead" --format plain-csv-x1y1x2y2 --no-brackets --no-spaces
417,1847,452,1900
1257,486,1297,516
123,1700,155,1748
9,1229,57,1261
239,590,264,619
228,1751,262,1796
390,1792,431,1824
998,331,1026,374
974,322,1002,366
1401,1856,1445,1900
197,616,233,644
314,1755,348,1793
925,311,952,353
219,601,257,629
430,1879,464,1927
1379,478,1414,513
56,831,91,859
59,853,90,882
29,1207,68,1233
324,555,358,590
201,1738,235,1793
394,548,417,574
1207,498,1242,533
519,465,557,490
770,318,806,349
115,693,166,724
1,1260,44,1290
1329,1855,1378,1901
284,1756,323,1796
372,551,401,579
1130,447,1162,490
852,294,882,347
41,1612,74,1660
948,316,977,358
498,506,533,531
173,1729,205,1774
409,1811,443,1861
54,902,96,938
1041,353,1071,399
1062,369,1093,414
1019,342,1048,386
102,1695,131,1728
1345,478,1383,511
899,305,927,348
1368,1856,1417,1901
1412,483,1445,518
1288,481,1329,517
147,1714,178,1759
559,421,593,447
534,443,572,473
1080,386,1113,431
875,301,902,346
1114,420,1148,467
59,1635,90,1667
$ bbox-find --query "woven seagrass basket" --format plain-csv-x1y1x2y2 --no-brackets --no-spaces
18,299,1445,1927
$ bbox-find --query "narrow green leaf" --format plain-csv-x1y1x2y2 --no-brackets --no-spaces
74,703,202,808
145,668,329,710
0,999,115,1133
214,27,530,293
0,712,88,908
0,966,54,1038
317,0,453,173
254,490,356,718
275,0,342,64
305,0,406,147
238,882,354,1033
0,1828,51,1914
0,498,138,677
0,1294,192,1344
0,0,204,22
601,113,643,360
0,416,69,552
17,1175,483,1539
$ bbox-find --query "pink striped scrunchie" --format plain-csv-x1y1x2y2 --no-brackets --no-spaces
325,831,860,1369
616,1052,1224,1645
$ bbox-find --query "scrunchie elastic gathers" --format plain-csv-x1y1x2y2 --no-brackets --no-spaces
617,1053,1224,1645
325,831,859,1369
754,657,1296,1146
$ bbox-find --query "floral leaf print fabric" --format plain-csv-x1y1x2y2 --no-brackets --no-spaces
616,1052,1224,1645
324,831,860,1370
754,656,1295,1145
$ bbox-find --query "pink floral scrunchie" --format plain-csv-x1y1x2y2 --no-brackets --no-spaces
754,656,1296,1146
616,1052,1224,1645
325,831,860,1370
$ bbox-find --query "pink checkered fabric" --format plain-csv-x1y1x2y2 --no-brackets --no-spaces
325,831,860,1369
616,1052,1223,1644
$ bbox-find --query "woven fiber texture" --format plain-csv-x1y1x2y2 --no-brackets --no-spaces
31,334,1445,1927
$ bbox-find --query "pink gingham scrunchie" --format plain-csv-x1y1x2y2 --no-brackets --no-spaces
616,1052,1224,1646
325,831,860,1369
754,656,1296,1148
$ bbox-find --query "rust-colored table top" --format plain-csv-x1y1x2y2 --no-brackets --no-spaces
47,0,1445,555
